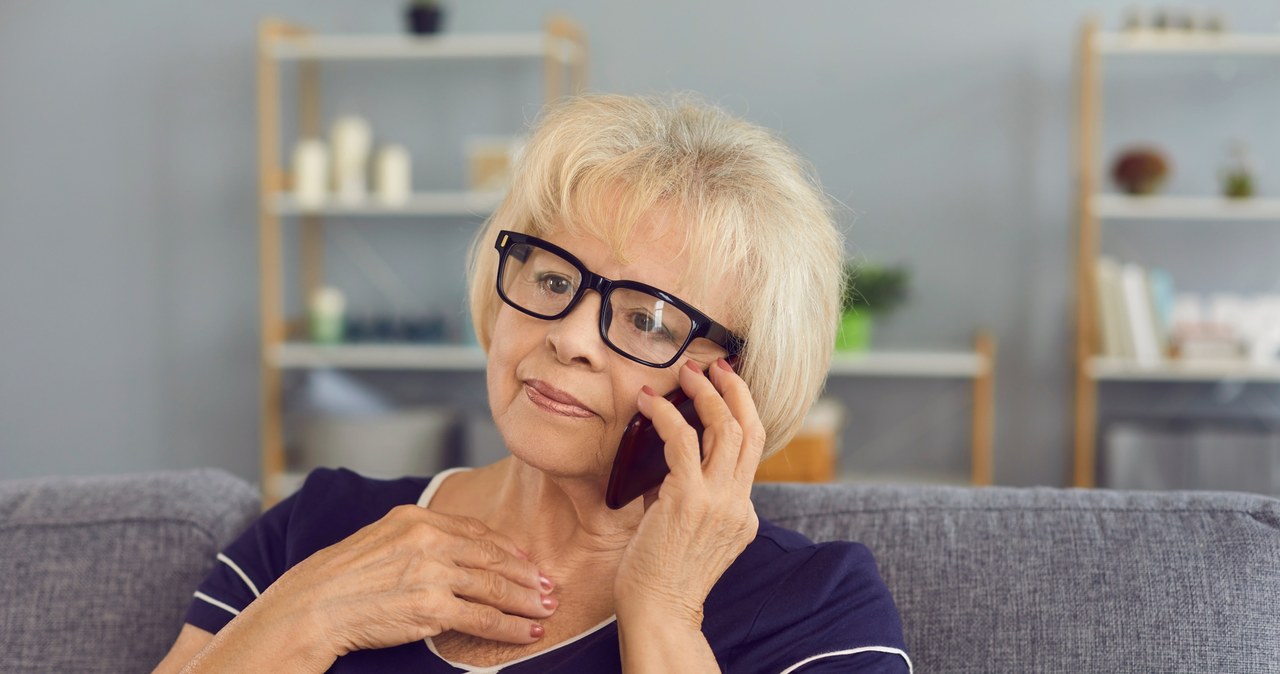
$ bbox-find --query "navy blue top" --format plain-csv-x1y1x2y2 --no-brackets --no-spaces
185,468,911,673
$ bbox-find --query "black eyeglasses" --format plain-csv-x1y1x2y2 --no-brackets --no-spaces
493,230,744,368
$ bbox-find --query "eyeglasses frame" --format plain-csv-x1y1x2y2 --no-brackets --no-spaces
493,229,744,368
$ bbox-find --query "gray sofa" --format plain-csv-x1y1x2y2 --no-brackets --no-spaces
1,469,1277,673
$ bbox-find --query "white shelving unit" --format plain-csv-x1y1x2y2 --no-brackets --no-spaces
828,350,988,378
272,343,488,371
1091,194,1280,221
271,343,992,378
1096,31,1280,55
256,16,588,505
1090,357,1280,383
1072,21,1280,487
268,333,997,487
270,33,580,62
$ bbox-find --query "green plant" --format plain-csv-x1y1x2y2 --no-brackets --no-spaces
842,262,909,316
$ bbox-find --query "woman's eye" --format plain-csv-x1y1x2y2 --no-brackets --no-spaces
629,311,675,343
538,273,575,295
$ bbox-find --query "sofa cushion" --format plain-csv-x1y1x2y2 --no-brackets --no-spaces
752,483,1280,674
0,469,259,673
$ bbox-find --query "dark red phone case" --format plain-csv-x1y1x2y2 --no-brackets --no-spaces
604,387,705,509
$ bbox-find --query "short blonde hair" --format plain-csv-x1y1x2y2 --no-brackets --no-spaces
467,93,842,457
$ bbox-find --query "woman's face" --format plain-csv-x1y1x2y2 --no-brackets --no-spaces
486,210,731,482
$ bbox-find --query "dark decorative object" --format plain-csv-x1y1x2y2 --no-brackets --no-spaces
1221,142,1255,199
405,0,444,36
1123,6,1228,33
1111,146,1171,195
1123,8,1144,32
343,314,447,343
1151,8,1171,30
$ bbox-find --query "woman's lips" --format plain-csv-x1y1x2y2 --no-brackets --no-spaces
524,380,596,418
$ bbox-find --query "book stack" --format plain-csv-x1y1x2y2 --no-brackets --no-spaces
1093,257,1175,365
1093,257,1280,365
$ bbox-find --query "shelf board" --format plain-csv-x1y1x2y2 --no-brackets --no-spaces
835,471,973,487
272,343,987,378
273,343,487,370
1091,194,1280,221
273,191,504,217
1089,356,1280,382
270,33,578,62
1096,31,1280,55
828,351,988,378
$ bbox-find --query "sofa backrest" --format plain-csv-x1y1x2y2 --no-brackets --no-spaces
751,482,1280,674
0,469,260,673
4,470,1277,673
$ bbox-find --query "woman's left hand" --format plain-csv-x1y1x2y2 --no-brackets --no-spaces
613,357,764,628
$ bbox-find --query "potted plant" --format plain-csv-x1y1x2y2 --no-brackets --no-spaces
838,262,909,351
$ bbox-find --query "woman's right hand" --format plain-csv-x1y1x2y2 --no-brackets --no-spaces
255,503,556,660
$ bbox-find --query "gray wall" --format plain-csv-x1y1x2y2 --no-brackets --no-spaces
3,1,1279,488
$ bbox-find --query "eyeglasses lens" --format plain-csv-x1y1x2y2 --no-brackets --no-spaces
499,241,693,364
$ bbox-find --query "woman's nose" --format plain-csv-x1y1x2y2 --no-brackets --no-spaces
545,291,608,367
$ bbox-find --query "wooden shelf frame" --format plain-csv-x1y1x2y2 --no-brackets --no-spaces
256,16,588,506
1071,19,1280,488
256,16,994,497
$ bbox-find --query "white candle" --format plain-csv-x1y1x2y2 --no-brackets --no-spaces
375,144,411,206
331,115,372,204
292,139,329,208
309,286,347,345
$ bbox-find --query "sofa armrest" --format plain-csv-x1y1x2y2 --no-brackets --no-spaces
0,469,260,673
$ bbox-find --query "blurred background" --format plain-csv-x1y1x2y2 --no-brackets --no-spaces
2,1,1278,499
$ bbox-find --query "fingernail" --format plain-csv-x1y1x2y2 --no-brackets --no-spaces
539,574,554,592
684,360,702,374
640,385,658,398
541,594,558,610
531,623,545,638
716,357,734,372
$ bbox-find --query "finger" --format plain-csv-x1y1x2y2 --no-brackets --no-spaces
449,567,556,620
678,359,743,481
447,535,548,592
429,512,530,562
423,513,544,590
635,384,702,480
709,357,767,484
446,599,546,645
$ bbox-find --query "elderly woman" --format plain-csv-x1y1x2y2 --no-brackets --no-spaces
156,94,909,673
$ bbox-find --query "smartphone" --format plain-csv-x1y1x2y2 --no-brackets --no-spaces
604,356,737,510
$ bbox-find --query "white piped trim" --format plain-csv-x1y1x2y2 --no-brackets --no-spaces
778,646,913,674
193,591,241,618
416,466,473,508
425,615,618,672
217,553,261,597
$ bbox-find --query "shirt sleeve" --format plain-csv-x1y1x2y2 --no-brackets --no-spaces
181,478,305,634
731,541,912,673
